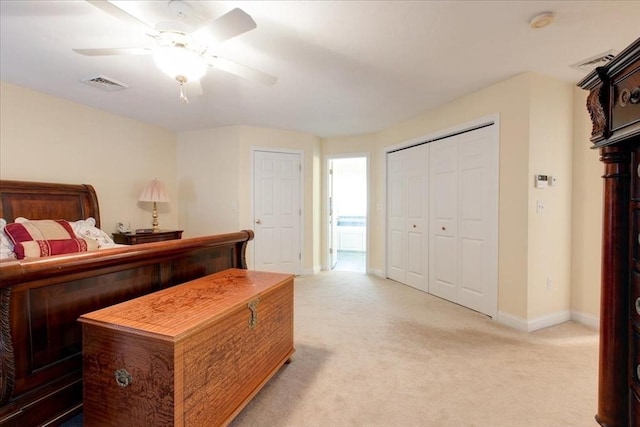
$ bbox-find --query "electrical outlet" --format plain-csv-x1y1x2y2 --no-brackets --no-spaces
546,278,553,290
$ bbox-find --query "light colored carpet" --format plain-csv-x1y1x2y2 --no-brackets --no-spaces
230,271,599,427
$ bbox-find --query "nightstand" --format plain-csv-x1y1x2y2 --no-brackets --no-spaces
112,230,183,245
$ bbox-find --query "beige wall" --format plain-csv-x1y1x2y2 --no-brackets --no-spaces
176,126,241,237
570,87,603,323
176,125,322,272
526,74,574,321
0,81,178,233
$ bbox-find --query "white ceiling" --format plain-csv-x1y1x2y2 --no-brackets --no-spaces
1,1,639,138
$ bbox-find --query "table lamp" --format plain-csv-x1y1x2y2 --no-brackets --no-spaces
139,178,170,232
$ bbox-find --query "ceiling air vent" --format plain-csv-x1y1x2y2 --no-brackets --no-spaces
570,50,618,73
82,75,128,92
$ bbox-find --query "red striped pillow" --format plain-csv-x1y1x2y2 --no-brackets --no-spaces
5,219,98,259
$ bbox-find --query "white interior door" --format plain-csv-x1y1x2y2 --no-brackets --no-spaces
253,150,302,274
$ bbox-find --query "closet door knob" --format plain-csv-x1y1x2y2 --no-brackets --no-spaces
635,297,640,316
255,219,262,224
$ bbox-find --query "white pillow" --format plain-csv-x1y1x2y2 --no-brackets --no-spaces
71,217,117,248
0,218,17,260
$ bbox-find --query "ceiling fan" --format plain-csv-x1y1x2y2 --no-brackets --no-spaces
74,0,277,103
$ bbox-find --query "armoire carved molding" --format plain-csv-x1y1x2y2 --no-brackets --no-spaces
578,36,640,427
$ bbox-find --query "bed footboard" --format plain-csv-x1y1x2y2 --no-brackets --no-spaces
0,230,253,426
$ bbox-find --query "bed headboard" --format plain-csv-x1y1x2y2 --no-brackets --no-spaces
0,179,101,227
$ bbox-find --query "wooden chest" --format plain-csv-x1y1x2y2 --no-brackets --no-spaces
78,268,294,427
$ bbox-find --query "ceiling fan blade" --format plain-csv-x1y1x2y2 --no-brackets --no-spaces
73,47,152,56
193,8,257,44
86,0,158,36
208,57,277,86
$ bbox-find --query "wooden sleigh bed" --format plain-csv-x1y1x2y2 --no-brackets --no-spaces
0,179,254,426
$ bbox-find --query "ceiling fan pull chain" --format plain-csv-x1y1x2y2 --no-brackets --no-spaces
179,83,189,104
177,76,189,104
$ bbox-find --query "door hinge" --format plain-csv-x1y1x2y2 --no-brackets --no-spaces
299,253,302,260
329,248,333,254
329,168,333,175
299,164,302,172
299,208,302,215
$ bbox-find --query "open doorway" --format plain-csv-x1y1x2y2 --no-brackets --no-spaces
328,156,367,273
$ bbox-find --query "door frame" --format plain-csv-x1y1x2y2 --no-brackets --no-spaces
251,146,304,275
384,114,500,318
323,153,370,272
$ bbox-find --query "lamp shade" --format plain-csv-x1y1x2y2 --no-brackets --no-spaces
139,179,170,203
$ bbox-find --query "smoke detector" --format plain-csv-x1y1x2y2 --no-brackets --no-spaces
81,75,129,92
529,12,555,29
570,50,618,72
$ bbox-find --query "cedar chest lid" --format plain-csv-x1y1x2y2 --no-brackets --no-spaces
78,268,293,341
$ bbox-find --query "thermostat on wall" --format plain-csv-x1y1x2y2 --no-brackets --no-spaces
535,174,549,188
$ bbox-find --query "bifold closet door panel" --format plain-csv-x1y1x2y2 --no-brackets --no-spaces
428,139,459,302
387,149,407,284
427,125,498,316
405,144,428,291
456,127,499,316
387,123,497,315
386,145,429,291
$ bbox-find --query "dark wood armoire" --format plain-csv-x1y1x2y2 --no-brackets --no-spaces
578,37,640,427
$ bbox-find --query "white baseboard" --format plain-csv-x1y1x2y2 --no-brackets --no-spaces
496,312,529,332
497,310,571,332
570,311,599,329
527,311,571,332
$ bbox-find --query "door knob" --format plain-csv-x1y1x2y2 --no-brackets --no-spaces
442,226,446,231
413,224,416,228
256,219,262,224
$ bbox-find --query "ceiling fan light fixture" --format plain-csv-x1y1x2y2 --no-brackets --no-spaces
153,46,208,82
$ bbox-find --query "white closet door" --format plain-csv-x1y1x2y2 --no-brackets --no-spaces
429,125,498,317
457,127,498,316
386,145,428,291
428,139,459,302
405,144,428,291
387,150,407,283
